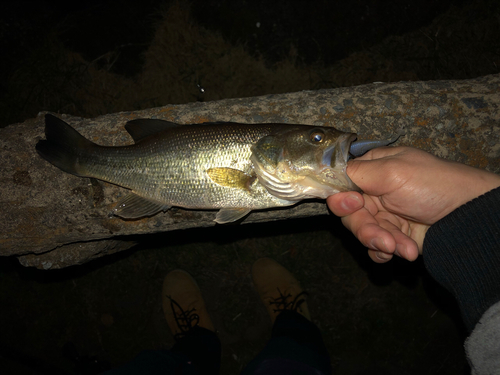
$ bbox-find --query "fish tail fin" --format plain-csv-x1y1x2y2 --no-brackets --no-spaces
36,114,95,177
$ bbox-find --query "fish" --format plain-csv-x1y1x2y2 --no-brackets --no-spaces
36,114,402,224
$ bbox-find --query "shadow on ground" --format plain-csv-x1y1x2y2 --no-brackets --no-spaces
0,215,468,374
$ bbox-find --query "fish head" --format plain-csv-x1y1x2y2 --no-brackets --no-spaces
251,126,360,201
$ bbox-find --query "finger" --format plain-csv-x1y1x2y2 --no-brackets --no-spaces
326,192,364,217
376,216,420,261
367,230,420,263
408,222,430,255
389,231,419,261
368,248,394,263
341,209,397,254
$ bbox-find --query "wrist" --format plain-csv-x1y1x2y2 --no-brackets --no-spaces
433,161,500,222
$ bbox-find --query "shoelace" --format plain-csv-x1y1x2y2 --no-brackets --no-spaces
269,288,308,314
166,295,200,340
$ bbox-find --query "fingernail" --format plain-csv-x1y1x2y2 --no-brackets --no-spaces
341,194,362,211
376,252,392,261
370,238,389,252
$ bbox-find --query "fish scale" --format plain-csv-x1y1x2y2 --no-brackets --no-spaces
72,122,294,210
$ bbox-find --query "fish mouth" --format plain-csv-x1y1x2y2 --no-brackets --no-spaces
343,133,358,162
321,133,357,167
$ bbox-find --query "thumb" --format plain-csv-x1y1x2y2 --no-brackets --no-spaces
346,147,404,195
326,191,364,217
346,158,383,194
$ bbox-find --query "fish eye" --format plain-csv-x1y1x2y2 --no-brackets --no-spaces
310,129,325,143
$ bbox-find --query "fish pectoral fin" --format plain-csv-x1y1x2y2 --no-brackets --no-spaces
125,119,181,142
112,193,170,219
214,208,252,224
207,168,255,190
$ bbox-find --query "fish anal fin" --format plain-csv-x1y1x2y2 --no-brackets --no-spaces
207,167,255,190
125,119,180,143
215,208,252,224
112,192,170,219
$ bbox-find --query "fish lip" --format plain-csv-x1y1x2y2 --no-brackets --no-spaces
342,134,358,162
322,133,357,167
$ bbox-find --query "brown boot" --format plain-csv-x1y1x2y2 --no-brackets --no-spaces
162,270,215,340
251,257,310,324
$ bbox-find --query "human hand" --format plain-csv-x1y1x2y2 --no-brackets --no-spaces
327,147,500,263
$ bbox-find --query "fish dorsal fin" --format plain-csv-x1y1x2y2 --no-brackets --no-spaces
125,119,181,142
112,192,170,219
206,167,256,190
215,208,252,224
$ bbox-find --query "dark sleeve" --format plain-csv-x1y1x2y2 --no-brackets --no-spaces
423,186,500,332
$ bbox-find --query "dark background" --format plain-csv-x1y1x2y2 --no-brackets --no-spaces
1,0,499,373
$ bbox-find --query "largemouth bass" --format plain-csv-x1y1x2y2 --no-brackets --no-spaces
36,114,400,223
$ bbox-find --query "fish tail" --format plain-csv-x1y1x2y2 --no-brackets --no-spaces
36,114,96,177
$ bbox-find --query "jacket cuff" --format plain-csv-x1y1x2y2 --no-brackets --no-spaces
423,187,500,332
